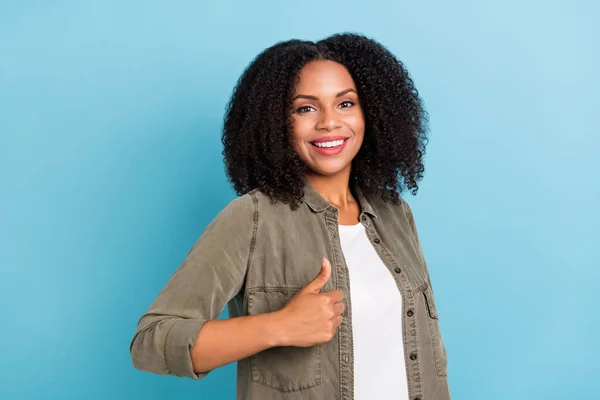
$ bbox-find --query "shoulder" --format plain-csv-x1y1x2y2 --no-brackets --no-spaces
186,192,258,258
365,187,411,212
364,188,416,227
215,191,257,221
209,187,299,227
200,191,258,239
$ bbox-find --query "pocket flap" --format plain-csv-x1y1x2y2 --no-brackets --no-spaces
247,289,299,315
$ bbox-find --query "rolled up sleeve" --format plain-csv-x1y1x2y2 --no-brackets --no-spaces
130,193,256,379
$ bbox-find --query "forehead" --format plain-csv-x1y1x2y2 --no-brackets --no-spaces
294,60,356,93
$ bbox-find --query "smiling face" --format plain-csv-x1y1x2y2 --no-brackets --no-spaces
291,60,365,179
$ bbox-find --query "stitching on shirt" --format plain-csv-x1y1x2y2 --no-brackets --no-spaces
426,295,447,377
406,288,420,398
325,208,351,400
415,281,429,293
371,224,424,398
401,198,428,271
401,288,412,396
247,192,259,279
247,290,323,391
246,286,303,293
251,374,323,393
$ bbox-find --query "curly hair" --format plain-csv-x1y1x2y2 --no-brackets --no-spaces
222,32,429,210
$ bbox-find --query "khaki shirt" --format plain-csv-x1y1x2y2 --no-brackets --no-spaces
130,180,451,400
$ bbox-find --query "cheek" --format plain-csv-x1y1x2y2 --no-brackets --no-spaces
291,136,304,156
290,131,306,157
291,120,313,146
347,114,365,132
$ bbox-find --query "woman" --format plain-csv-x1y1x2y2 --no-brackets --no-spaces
130,32,450,400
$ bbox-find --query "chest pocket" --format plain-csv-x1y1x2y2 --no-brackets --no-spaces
420,282,448,377
246,289,322,392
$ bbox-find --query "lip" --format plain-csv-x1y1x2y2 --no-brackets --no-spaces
310,137,349,156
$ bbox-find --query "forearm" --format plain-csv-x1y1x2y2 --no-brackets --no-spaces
191,311,285,374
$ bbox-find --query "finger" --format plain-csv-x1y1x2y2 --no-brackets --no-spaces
332,302,345,315
322,289,345,303
334,315,343,327
303,257,331,294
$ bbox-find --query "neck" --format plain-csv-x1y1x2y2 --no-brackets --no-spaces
305,166,355,210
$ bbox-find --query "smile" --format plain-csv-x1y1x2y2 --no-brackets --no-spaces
310,138,349,155
313,139,346,148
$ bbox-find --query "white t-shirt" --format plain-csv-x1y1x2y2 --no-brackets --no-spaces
338,222,409,400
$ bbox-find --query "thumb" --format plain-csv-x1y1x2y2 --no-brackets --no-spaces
304,257,331,293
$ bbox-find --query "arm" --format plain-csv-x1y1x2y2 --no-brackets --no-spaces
190,311,285,373
192,256,346,371
129,194,258,379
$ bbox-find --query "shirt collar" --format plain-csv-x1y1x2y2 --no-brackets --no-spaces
301,178,378,218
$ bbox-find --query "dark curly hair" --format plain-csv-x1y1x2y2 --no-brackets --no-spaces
222,32,429,210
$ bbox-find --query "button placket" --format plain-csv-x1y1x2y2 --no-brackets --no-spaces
361,214,423,399
326,206,354,400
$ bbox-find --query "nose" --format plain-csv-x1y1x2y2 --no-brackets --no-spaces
316,108,342,131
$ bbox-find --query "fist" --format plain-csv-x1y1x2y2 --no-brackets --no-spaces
276,258,345,347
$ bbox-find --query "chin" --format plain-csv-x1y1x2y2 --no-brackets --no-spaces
307,164,351,177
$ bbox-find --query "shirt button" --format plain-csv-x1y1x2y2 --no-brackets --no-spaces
410,352,418,360
361,215,367,222
394,267,401,274
407,309,414,317
374,238,381,244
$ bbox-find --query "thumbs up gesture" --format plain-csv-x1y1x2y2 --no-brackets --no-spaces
275,258,345,347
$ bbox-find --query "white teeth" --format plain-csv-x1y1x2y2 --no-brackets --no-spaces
314,139,345,148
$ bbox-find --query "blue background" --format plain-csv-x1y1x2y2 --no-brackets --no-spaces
1,1,598,399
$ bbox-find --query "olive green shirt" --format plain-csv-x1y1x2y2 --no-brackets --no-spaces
130,180,451,400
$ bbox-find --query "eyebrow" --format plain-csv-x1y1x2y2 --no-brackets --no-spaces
292,88,357,101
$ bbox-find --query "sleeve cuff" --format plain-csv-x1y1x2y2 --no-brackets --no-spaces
164,319,210,379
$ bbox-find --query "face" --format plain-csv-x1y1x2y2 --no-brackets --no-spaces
291,60,365,178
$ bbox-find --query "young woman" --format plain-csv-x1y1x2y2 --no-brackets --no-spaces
130,32,450,400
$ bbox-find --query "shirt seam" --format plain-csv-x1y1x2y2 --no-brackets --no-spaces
247,192,259,279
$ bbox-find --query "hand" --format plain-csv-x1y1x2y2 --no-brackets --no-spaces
275,257,345,347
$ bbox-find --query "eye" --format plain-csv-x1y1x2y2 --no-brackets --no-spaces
339,100,355,108
296,105,315,114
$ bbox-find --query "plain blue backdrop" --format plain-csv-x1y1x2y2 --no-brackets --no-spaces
1,1,598,399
